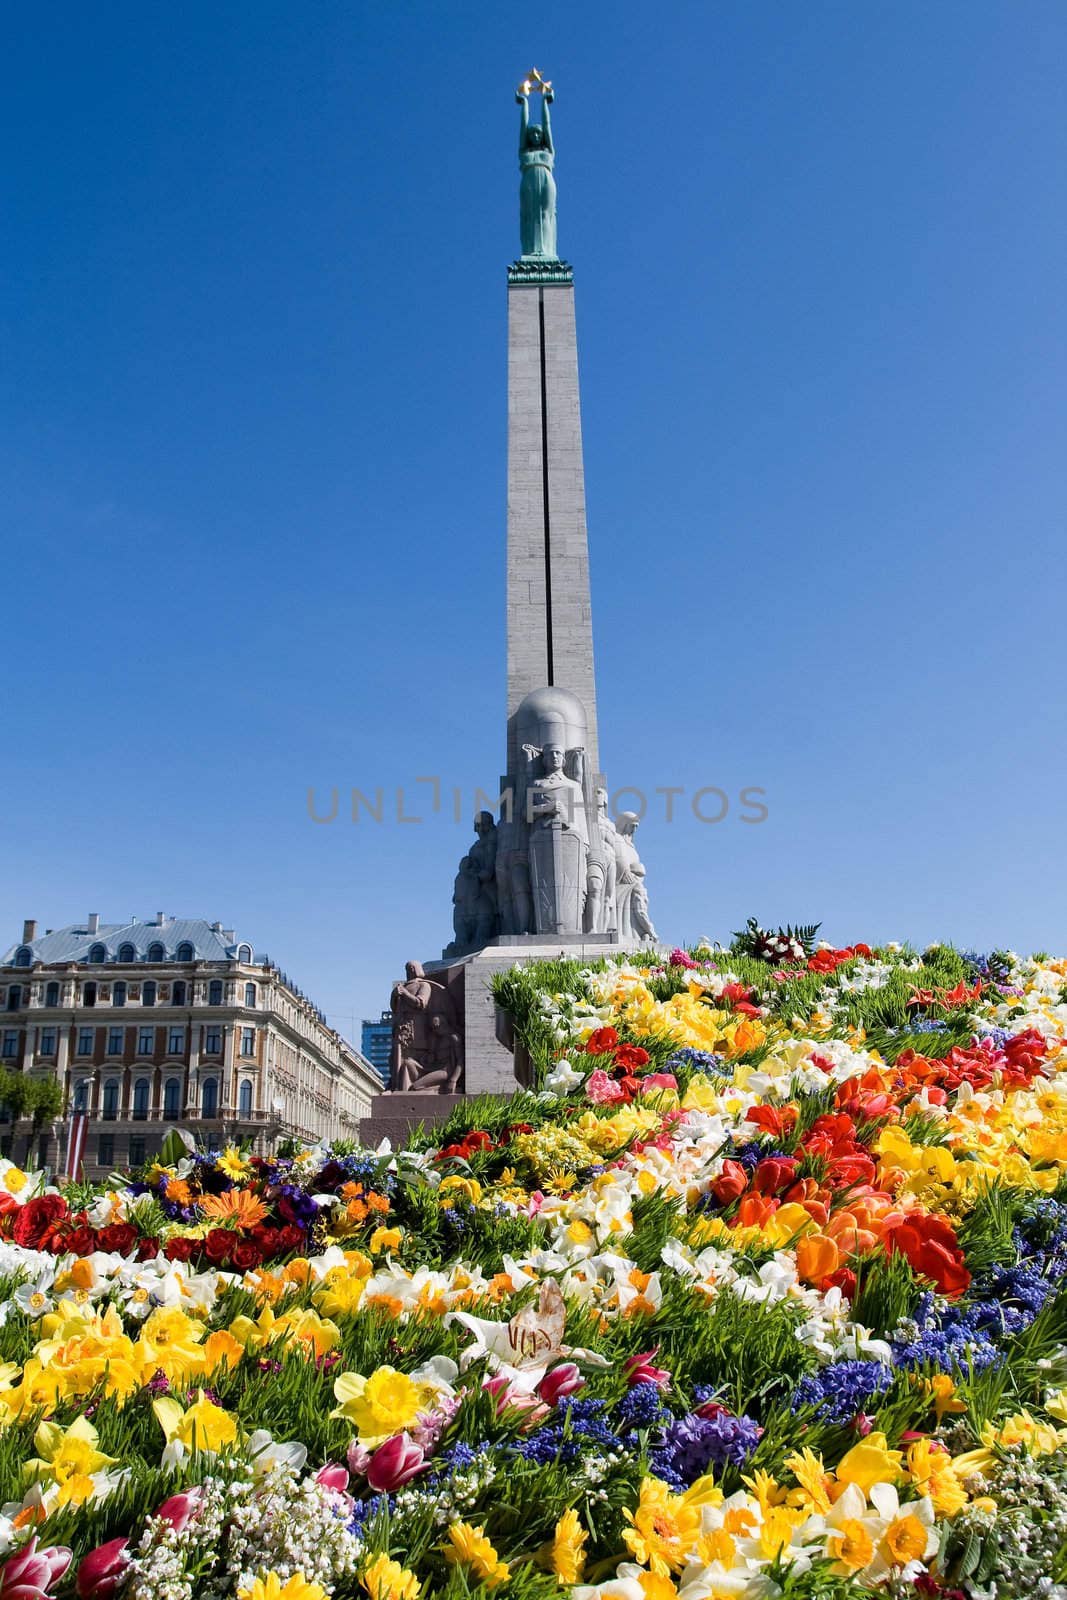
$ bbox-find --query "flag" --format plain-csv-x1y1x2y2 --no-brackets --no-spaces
65,1112,88,1181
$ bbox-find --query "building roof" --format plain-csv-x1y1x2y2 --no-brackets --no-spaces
2,918,261,967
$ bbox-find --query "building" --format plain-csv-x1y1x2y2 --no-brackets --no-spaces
360,1011,392,1085
0,914,381,1176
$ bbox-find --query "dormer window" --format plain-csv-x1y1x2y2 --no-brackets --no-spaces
88,944,107,964
236,944,253,964
147,943,165,963
14,948,32,968
117,943,136,963
176,942,195,963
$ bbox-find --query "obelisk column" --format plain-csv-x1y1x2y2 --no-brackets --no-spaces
506,75,600,781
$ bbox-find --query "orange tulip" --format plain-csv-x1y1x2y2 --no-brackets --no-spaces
796,1234,840,1284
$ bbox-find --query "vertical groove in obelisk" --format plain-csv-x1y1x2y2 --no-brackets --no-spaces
538,289,554,686
507,279,599,779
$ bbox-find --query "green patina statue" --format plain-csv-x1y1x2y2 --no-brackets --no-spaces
516,70,557,260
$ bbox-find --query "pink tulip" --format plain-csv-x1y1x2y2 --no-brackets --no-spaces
153,1488,201,1533
0,1537,73,1600
623,1347,671,1391
640,1073,678,1096
75,1539,129,1600
537,1363,585,1405
366,1432,427,1491
346,1439,372,1477
314,1462,350,1494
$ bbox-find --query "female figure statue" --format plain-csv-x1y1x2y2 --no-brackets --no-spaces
517,82,557,259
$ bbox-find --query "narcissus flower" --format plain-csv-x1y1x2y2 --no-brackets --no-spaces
443,1522,510,1589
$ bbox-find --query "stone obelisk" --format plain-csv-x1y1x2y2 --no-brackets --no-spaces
505,74,599,782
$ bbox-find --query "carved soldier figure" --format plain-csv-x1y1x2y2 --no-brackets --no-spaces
468,811,500,946
446,856,481,956
614,812,657,945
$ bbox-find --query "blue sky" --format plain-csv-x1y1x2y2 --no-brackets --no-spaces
4,2,1066,1041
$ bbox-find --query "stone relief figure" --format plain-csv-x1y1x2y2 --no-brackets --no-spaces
390,960,464,1092
444,813,501,956
526,741,589,933
584,786,618,935
614,812,658,945
517,76,557,259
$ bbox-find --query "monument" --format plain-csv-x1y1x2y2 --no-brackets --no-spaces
362,73,659,1141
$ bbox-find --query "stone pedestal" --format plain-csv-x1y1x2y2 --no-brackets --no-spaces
359,1093,466,1149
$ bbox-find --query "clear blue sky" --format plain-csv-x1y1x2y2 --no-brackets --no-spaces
5,2,1066,1040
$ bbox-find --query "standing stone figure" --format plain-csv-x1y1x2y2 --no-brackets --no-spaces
496,809,533,936
527,742,589,932
614,812,658,945
517,78,557,259
447,856,481,956
390,960,464,1093
584,786,618,935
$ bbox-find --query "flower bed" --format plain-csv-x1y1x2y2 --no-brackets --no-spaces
2,932,1067,1599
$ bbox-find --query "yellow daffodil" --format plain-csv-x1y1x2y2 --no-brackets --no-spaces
23,1415,117,1507
361,1555,421,1600
238,1575,327,1600
331,1366,425,1447
153,1391,239,1456
443,1522,510,1588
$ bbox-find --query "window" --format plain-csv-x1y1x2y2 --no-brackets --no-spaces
83,982,97,1007
163,1078,181,1117
117,943,136,963
137,1026,155,1055
102,1080,119,1119
208,980,223,1006
113,982,127,1007
236,944,253,963
76,1027,94,1055
98,1134,114,1167
132,1079,150,1119
1,1032,18,1060
14,948,32,968
167,1027,185,1055
129,1135,146,1167
107,1027,124,1055
38,1028,57,1056
73,1080,88,1112
241,1027,256,1058
201,1078,218,1117
88,944,107,964
176,942,194,963
172,981,187,1006
239,1079,253,1116
204,1027,222,1055
45,982,59,1008
142,981,156,1007
6,987,21,1012
147,943,165,963
244,982,257,1008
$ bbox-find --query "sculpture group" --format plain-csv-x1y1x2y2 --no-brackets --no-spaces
445,684,657,957
385,76,656,1100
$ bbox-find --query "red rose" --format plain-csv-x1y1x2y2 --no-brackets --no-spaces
136,1236,160,1261
96,1223,138,1256
12,1194,68,1248
277,1225,304,1255
614,1044,650,1071
230,1240,262,1271
63,1226,97,1257
585,1027,619,1055
164,1237,196,1262
203,1229,233,1264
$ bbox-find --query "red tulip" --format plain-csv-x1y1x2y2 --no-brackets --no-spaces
0,1537,72,1600
537,1363,585,1405
75,1540,129,1600
623,1348,671,1391
366,1432,427,1491
153,1488,201,1533
314,1463,350,1493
